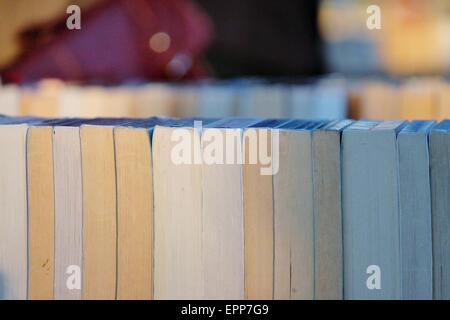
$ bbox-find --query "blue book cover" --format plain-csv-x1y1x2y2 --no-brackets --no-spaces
429,120,450,299
342,120,406,299
398,120,435,300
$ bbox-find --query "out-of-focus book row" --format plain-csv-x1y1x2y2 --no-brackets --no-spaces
1,77,450,120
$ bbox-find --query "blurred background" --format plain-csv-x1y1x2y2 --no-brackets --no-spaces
0,0,449,119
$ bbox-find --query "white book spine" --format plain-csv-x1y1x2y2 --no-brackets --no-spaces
0,124,28,300
53,127,83,300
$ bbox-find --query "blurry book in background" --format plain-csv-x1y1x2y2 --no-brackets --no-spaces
238,82,289,118
20,79,62,117
0,85,20,116
197,82,237,117
357,80,400,120
288,84,313,119
2,77,450,120
311,78,348,119
354,78,450,121
289,79,347,120
400,79,438,120
436,80,450,120
134,84,178,118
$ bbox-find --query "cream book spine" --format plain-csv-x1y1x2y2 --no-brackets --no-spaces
27,126,55,300
201,127,244,299
153,126,203,299
243,128,274,299
80,125,117,300
114,127,153,300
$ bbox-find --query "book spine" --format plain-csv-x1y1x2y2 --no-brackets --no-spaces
430,130,450,299
27,127,55,300
243,128,274,299
53,127,83,300
342,129,401,299
398,133,433,299
0,125,28,300
80,126,117,299
201,128,245,299
274,130,314,299
153,126,203,299
114,128,153,300
312,130,343,300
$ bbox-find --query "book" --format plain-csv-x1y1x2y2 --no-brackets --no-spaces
273,120,325,300
19,80,62,117
174,86,199,118
311,79,347,119
135,84,177,117
429,120,450,300
201,126,243,299
312,120,353,299
437,82,450,120
80,125,117,300
243,127,273,299
114,124,153,300
0,85,19,116
398,120,434,300
400,80,437,120
243,119,290,299
80,87,109,118
288,85,313,119
105,88,136,118
152,123,203,299
200,118,262,299
359,81,401,120
1,115,447,300
0,123,28,300
239,84,288,118
27,126,55,300
58,86,83,117
53,125,83,300
198,84,237,117
342,120,406,299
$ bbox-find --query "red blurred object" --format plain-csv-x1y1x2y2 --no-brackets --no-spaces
1,0,213,84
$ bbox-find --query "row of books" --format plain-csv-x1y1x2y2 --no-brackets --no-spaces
351,78,450,120
1,78,450,120
0,115,448,300
0,79,347,119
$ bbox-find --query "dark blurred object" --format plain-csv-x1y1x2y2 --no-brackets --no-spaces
2,0,212,84
195,0,324,78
